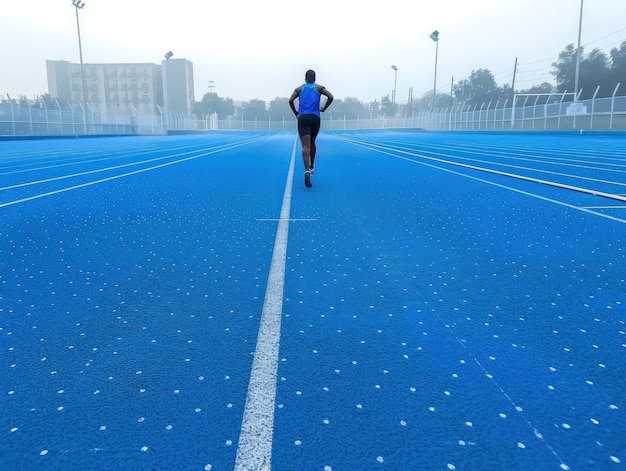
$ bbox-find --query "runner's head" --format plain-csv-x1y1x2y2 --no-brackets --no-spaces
305,70,316,83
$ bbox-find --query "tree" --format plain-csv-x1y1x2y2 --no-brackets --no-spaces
326,98,344,119
18,95,31,107
241,99,267,120
454,69,500,108
41,93,60,110
519,82,554,95
402,100,417,117
325,97,366,119
609,41,626,94
552,44,616,99
419,90,455,110
581,48,612,99
193,92,235,119
379,95,397,116
551,44,578,95
341,97,366,119
367,100,380,117
552,41,626,99
268,97,291,120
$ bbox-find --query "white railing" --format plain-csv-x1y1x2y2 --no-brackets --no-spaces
206,93,625,133
0,101,199,137
2,92,626,137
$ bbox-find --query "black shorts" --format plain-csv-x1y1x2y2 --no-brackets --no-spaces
297,114,321,139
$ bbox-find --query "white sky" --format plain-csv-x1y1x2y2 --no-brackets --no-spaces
2,0,625,103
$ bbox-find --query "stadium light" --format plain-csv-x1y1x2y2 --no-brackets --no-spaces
574,0,583,102
71,0,87,106
430,30,439,110
391,65,398,104
165,51,174,60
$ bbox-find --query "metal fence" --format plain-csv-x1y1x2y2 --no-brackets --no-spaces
0,101,199,137
2,93,626,137
204,94,626,133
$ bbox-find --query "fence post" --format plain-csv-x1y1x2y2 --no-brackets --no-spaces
543,93,553,130
9,100,16,136
42,99,50,135
480,102,486,130
557,91,567,130
531,95,540,130
590,86,600,130
501,99,508,131
610,83,621,129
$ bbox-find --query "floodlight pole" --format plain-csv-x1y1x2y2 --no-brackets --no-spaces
391,65,398,104
573,0,583,128
574,0,583,103
430,31,440,111
72,0,87,108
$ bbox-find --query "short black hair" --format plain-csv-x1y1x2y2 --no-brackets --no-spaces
305,69,316,83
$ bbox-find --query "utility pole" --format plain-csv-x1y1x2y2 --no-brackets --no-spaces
430,31,440,110
574,0,584,101
450,76,454,106
511,57,518,99
391,65,398,104
574,0,584,128
72,0,87,107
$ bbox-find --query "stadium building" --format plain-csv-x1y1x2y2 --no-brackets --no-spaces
46,58,194,114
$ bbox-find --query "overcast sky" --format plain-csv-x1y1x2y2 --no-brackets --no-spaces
2,0,625,104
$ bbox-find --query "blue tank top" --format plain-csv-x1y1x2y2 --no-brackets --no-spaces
298,83,321,117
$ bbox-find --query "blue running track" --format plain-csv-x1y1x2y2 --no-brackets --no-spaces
1,130,625,470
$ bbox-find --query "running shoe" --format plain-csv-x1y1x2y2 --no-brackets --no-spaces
304,170,312,188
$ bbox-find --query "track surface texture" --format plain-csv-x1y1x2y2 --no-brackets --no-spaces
1,130,625,470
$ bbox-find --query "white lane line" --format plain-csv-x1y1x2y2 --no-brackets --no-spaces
338,136,626,201
256,218,318,222
337,137,626,224
0,143,240,191
234,138,296,471
0,140,232,176
0,140,258,209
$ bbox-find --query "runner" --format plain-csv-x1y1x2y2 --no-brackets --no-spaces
289,69,334,187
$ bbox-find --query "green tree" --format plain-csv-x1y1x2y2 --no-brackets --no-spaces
380,95,398,116
552,44,578,95
609,41,626,92
193,93,235,119
341,97,366,119
18,95,31,107
326,98,344,119
453,69,500,107
268,97,291,120
552,44,615,99
583,49,612,98
367,100,380,117
325,97,366,119
420,90,455,110
402,100,417,116
241,99,268,120
41,93,60,110
519,82,554,95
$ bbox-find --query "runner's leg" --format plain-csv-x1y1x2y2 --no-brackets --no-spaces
301,134,312,170
310,116,321,170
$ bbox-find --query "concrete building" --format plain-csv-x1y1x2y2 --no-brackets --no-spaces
161,58,195,114
46,59,194,114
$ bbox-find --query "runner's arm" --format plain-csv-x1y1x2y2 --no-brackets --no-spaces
288,87,302,117
318,86,334,112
